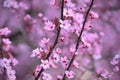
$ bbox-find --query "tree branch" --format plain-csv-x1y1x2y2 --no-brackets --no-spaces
35,0,64,80
62,0,94,80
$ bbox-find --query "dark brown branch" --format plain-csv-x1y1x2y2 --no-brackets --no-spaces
62,0,94,80
35,0,64,80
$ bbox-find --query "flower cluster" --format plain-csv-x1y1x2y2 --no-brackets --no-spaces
0,58,16,80
0,27,18,80
110,53,120,72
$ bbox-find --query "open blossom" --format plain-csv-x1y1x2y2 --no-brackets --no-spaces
110,59,119,65
57,75,62,80
41,60,50,70
44,20,55,31
30,48,43,58
2,38,12,45
7,69,16,80
65,71,75,79
42,72,52,80
3,0,19,9
63,8,74,17
0,58,16,80
0,27,11,36
73,60,79,68
0,58,11,68
55,47,62,54
59,20,71,31
60,56,69,68
52,53,60,63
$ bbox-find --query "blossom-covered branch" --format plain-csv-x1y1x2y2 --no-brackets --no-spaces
62,0,94,79
35,0,64,80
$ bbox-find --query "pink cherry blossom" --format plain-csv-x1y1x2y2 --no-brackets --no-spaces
59,20,71,31
60,56,69,68
65,71,75,79
55,48,62,54
110,59,119,65
73,60,79,68
2,38,11,45
30,48,43,58
3,0,19,9
57,75,62,80
63,8,74,17
44,20,55,31
52,53,60,63
42,72,52,80
0,27,11,36
41,60,50,70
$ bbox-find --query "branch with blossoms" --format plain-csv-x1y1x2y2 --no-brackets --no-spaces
35,0,64,80
0,27,18,80
62,0,94,79
29,0,114,80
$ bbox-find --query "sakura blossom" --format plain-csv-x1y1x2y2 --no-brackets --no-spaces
0,0,120,80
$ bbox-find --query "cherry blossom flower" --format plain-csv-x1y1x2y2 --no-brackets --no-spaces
41,60,50,70
42,72,52,80
65,71,75,79
57,75,62,80
2,38,12,45
52,53,60,63
30,48,43,58
44,20,55,31
7,69,16,80
60,56,69,68
0,27,11,36
110,59,119,65
0,58,16,80
63,8,74,17
55,47,62,54
0,58,11,68
73,60,79,68
3,0,19,9
59,20,71,31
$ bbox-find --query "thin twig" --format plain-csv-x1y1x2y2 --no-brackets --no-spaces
62,0,94,80
35,0,64,80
